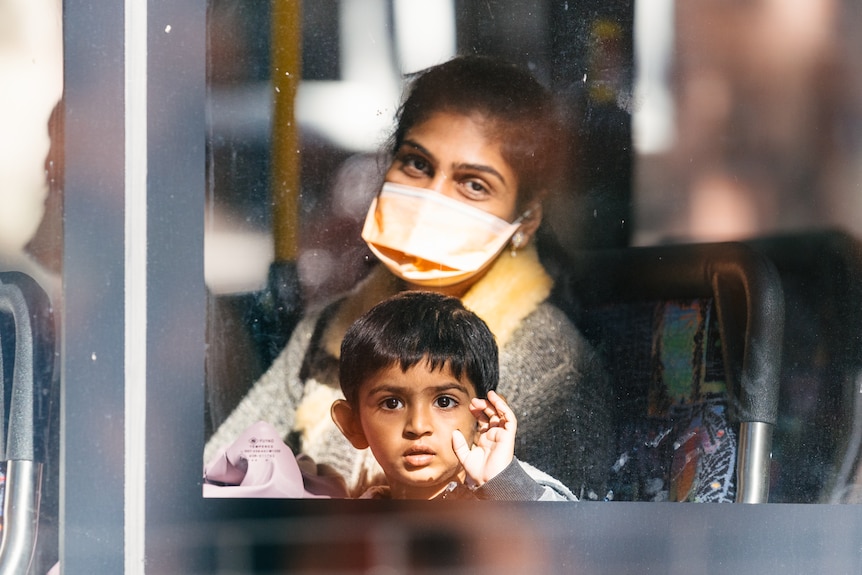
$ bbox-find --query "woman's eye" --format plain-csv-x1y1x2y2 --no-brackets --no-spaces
461,180,489,199
434,396,458,409
382,398,403,410
400,154,431,176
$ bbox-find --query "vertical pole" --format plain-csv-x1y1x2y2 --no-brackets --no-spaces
63,0,126,570
271,0,302,263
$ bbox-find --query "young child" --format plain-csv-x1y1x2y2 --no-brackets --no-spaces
330,291,577,500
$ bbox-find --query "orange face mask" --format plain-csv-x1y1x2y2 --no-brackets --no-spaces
361,182,524,287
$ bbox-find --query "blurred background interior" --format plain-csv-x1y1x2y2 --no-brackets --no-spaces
205,0,862,298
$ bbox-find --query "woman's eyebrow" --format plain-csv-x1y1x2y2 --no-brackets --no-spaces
454,162,506,185
399,140,436,162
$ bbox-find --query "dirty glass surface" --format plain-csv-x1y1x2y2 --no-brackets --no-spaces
204,0,862,507
54,0,862,572
0,2,62,572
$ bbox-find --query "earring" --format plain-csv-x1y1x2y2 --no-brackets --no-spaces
510,231,525,257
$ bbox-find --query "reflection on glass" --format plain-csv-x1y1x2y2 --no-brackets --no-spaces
0,1,63,572
204,0,862,515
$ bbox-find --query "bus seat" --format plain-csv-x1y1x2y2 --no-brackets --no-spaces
557,242,784,503
745,230,862,503
0,271,57,572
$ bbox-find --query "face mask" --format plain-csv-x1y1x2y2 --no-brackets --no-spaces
361,182,525,287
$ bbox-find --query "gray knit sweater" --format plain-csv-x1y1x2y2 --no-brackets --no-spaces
498,302,614,496
360,459,580,501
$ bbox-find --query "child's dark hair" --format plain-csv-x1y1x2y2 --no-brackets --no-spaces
339,291,499,406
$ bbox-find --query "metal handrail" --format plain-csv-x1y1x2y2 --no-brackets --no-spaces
0,278,42,573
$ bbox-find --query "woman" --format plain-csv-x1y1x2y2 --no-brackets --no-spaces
205,56,614,497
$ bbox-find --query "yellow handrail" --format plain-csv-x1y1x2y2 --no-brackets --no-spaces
270,0,302,262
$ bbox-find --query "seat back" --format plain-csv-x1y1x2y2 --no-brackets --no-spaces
746,230,862,503
0,271,56,573
557,242,784,503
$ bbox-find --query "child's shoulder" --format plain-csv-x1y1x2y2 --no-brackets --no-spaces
518,459,579,500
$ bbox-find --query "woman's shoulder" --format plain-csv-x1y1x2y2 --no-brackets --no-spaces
501,300,607,383
515,300,589,349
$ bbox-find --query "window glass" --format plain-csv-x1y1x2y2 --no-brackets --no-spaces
46,0,862,571
0,2,63,572
204,0,862,508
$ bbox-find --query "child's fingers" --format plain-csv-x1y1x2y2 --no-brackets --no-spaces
470,394,515,430
469,398,489,416
470,394,507,428
468,400,491,433
487,391,517,427
451,429,472,465
469,399,491,425
470,398,506,429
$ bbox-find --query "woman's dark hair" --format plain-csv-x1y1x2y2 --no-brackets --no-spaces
339,291,499,406
390,55,569,210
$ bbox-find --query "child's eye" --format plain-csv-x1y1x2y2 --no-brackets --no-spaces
381,397,403,410
434,396,458,409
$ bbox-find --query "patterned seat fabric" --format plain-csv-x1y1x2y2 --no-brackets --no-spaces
581,299,737,502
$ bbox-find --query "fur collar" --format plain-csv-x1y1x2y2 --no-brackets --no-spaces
322,244,553,357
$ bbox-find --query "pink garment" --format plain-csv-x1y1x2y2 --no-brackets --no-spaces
203,421,348,498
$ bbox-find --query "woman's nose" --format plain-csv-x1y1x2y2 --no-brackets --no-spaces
425,174,454,197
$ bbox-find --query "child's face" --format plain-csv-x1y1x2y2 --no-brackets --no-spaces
356,360,479,499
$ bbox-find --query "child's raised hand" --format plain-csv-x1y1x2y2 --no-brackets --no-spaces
452,390,517,487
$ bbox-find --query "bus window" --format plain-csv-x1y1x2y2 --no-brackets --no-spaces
52,0,862,572
0,3,63,573
204,0,862,507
